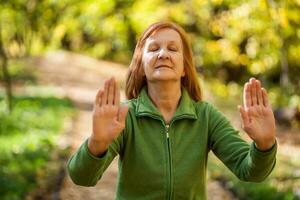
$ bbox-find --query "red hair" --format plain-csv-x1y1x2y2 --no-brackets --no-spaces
125,21,202,101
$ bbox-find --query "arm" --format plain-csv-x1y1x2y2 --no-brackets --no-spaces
67,135,123,186
209,78,277,182
67,77,129,186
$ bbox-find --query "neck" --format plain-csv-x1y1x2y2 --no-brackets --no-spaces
147,81,182,122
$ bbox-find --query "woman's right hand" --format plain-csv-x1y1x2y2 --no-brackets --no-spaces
88,77,129,156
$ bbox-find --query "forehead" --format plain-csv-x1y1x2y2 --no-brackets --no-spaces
146,28,182,45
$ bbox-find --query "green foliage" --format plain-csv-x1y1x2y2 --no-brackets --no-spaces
0,95,74,200
269,87,300,109
205,77,300,128
0,59,37,84
0,1,299,103
1,0,299,105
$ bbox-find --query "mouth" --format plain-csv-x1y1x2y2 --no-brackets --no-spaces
155,65,171,69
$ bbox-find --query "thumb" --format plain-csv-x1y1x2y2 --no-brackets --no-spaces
118,105,129,124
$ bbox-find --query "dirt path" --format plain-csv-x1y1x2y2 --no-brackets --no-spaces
24,51,237,200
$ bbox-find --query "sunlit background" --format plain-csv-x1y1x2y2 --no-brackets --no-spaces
0,0,299,199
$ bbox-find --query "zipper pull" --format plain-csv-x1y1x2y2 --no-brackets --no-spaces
165,124,170,138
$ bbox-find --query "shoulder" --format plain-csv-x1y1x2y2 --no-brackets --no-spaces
193,100,227,121
193,100,217,113
121,98,138,114
120,98,138,130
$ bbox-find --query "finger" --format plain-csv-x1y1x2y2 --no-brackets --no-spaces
98,90,103,107
107,77,115,105
114,79,120,105
261,88,269,107
101,79,109,106
243,82,251,108
250,78,257,105
95,89,103,106
256,80,263,105
239,105,250,126
118,105,129,123
93,90,103,112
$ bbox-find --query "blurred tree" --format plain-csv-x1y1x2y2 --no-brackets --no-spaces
0,0,80,112
0,0,299,111
0,23,12,112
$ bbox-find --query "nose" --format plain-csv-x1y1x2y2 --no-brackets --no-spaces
158,48,169,60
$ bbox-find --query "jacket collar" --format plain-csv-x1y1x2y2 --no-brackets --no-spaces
135,86,198,121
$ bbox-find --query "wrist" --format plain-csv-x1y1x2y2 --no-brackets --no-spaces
254,138,276,151
88,137,109,157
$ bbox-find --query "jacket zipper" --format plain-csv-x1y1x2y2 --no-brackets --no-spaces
165,124,173,200
137,112,194,199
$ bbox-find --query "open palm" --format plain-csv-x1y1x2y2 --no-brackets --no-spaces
88,77,129,156
239,78,276,151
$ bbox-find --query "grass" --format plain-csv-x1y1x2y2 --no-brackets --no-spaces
0,95,75,200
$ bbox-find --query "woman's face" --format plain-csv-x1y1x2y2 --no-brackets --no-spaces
142,28,185,83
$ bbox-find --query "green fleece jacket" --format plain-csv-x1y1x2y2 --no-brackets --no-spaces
67,86,277,200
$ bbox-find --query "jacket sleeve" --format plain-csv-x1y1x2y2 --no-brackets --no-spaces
207,103,277,182
67,134,123,186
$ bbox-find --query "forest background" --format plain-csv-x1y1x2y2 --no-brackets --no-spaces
0,0,299,200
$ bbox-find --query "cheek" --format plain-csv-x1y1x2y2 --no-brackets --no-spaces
174,54,184,67
142,53,156,68
177,54,185,75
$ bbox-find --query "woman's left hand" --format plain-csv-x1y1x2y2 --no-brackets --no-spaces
239,77,276,151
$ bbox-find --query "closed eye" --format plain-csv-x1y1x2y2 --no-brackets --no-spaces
148,44,159,52
169,47,177,51
168,45,178,52
149,47,159,52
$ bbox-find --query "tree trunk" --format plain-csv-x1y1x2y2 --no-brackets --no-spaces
267,0,290,91
280,43,289,90
0,25,13,113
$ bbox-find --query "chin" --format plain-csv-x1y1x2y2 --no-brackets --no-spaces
149,75,180,82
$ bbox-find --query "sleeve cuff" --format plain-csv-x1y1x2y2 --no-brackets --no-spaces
83,139,109,161
251,139,277,157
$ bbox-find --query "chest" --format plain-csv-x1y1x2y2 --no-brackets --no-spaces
119,118,209,198
123,118,210,172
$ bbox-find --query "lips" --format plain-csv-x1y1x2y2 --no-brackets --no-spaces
156,65,171,69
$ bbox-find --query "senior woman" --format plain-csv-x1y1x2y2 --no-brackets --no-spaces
67,22,277,200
